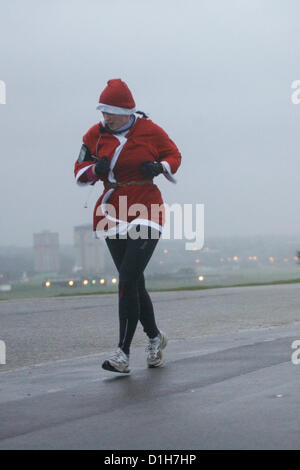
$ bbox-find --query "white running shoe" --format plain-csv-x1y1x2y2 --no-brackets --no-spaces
146,331,168,368
102,348,130,373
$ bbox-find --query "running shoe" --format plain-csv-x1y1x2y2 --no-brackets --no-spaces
146,331,168,368
102,348,130,373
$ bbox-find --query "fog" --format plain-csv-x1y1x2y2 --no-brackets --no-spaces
0,0,300,247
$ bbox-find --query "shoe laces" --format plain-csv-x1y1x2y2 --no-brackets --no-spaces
111,348,128,363
146,335,161,355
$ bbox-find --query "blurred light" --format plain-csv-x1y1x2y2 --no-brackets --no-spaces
83,279,89,285
92,280,96,285
269,257,275,263
45,281,51,288
220,258,224,262
195,259,200,263
283,258,289,262
233,256,239,261
293,256,299,261
112,278,117,284
68,280,74,287
100,278,105,285
198,275,204,281
163,249,168,254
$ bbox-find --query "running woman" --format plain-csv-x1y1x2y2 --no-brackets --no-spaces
74,79,181,373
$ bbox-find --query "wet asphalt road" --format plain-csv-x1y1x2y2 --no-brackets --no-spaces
0,284,300,449
1,283,300,371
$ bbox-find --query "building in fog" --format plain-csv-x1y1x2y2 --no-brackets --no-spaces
74,224,105,274
33,231,60,273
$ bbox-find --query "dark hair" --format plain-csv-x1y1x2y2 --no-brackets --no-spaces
135,110,149,118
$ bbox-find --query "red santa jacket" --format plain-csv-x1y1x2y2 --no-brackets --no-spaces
74,114,181,237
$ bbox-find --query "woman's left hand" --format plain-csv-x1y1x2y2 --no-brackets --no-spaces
141,161,164,178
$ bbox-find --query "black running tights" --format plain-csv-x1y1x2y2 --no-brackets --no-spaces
105,226,161,355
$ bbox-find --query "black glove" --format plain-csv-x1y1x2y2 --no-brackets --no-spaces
94,156,110,177
141,161,164,178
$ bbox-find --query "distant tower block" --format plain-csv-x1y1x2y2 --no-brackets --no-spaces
74,224,105,274
33,231,60,273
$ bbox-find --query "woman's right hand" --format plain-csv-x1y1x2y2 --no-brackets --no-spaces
94,156,110,176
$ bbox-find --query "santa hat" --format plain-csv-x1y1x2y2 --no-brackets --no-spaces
96,79,136,115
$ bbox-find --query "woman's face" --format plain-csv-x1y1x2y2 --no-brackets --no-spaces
102,112,131,130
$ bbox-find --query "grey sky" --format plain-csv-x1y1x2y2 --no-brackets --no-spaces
0,0,299,246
